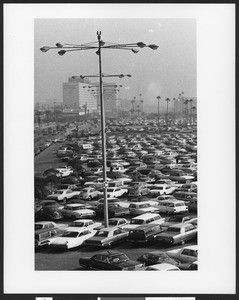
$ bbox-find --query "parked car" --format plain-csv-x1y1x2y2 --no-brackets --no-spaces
46,189,80,202
94,203,130,218
35,222,64,248
128,202,160,216
155,199,188,215
149,184,176,196
137,250,180,266
144,263,180,271
60,203,96,219
79,187,99,200
161,215,197,230
35,206,64,221
83,227,129,247
173,191,197,204
128,181,150,197
49,228,97,250
67,219,102,230
79,250,144,270
55,166,74,177
127,224,163,244
107,187,127,198
124,213,165,230
155,223,197,245
167,245,198,265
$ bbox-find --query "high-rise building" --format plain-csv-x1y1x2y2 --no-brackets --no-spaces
62,77,97,113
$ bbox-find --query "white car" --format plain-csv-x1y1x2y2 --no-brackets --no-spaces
97,197,129,209
128,202,160,216
149,184,176,196
79,187,99,200
61,203,96,219
144,263,180,271
107,187,127,198
49,228,97,249
67,219,102,230
46,189,81,202
84,177,111,188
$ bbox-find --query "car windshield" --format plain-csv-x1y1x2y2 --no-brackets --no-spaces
130,219,144,225
95,231,108,237
107,188,114,192
72,206,84,210
62,231,79,238
139,204,150,208
108,220,118,226
35,224,43,230
168,217,182,222
55,191,63,194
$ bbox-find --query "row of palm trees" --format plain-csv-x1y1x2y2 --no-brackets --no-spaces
156,95,197,116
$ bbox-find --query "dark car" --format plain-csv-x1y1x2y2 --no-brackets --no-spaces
79,250,144,270
35,206,63,221
94,203,130,218
84,227,129,247
137,250,180,266
127,224,163,244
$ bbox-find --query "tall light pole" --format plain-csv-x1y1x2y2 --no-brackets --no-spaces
156,96,161,129
40,32,158,228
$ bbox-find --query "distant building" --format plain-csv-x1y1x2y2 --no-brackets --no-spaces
62,77,97,113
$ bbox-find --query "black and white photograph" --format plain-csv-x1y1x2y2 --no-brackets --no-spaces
4,3,235,295
34,17,197,272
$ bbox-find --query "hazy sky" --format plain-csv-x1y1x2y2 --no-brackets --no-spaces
35,18,196,110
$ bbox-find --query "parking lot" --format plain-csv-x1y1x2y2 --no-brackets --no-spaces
35,116,197,271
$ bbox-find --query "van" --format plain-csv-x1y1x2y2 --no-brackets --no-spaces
124,213,165,230
127,224,163,244
156,199,188,215
35,227,63,248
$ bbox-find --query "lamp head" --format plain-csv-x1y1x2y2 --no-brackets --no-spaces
40,46,50,53
137,42,146,48
56,42,63,48
58,50,66,56
148,44,159,50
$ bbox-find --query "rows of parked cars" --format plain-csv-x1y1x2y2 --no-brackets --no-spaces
35,117,197,271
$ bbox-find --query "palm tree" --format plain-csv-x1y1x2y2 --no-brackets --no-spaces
156,96,161,128
192,106,197,125
83,103,87,115
165,98,170,127
136,105,141,117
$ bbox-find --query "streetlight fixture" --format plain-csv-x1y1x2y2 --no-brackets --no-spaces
40,31,158,228
165,98,170,128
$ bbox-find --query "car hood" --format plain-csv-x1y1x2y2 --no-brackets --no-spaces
156,232,177,238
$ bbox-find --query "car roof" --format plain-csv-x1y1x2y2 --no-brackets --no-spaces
132,213,160,219
169,223,194,228
35,221,55,225
65,203,84,207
